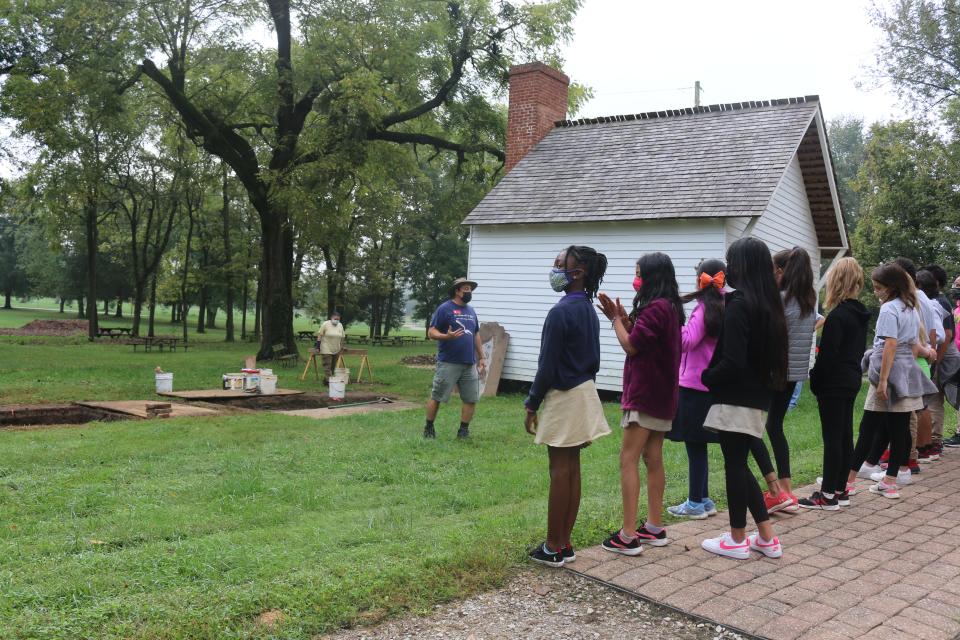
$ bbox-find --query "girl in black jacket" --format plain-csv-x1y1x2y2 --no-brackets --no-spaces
800,258,871,510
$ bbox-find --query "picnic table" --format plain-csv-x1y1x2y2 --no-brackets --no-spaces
297,331,315,342
345,335,423,347
97,327,132,339
131,336,188,352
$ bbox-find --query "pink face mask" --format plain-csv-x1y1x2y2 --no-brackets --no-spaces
632,276,643,292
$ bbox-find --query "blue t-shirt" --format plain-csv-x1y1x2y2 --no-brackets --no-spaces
430,300,479,364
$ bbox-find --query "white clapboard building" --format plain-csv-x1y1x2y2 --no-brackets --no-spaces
462,62,848,392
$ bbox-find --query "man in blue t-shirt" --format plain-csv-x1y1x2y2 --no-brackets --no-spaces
424,277,486,439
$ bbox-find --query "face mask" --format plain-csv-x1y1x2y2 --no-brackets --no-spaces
461,292,472,304
633,276,643,292
951,287,960,298
550,268,572,292
331,319,339,326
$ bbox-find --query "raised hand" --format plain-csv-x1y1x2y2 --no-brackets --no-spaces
445,326,465,340
596,292,618,321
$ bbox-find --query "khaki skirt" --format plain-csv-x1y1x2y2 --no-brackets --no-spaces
863,383,924,413
703,403,766,439
535,380,611,448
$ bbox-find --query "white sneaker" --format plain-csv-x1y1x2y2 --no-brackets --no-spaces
857,463,881,479
869,480,900,499
748,532,783,558
701,532,751,560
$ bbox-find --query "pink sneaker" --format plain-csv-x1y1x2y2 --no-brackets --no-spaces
701,532,751,560
763,491,792,514
869,480,900,499
748,532,783,558
782,493,800,513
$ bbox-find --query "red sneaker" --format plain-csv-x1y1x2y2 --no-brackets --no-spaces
782,492,800,513
764,491,793,514
909,459,921,474
879,449,891,464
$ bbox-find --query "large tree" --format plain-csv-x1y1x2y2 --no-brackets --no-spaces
124,0,578,359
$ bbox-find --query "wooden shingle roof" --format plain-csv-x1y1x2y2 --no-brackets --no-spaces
463,97,846,248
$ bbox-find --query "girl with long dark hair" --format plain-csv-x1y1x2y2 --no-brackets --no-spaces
666,259,727,519
525,246,611,567
597,252,684,554
701,237,787,560
749,247,818,513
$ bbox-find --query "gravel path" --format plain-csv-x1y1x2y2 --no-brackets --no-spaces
321,568,747,640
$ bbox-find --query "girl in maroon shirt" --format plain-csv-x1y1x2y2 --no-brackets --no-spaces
597,252,684,555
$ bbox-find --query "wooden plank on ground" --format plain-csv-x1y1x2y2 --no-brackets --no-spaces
74,401,220,419
157,389,304,400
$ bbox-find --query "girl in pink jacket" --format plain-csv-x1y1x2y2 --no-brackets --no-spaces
666,259,727,519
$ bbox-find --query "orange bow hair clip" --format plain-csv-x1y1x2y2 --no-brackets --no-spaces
698,271,726,290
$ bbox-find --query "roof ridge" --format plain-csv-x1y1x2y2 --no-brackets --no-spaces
555,95,820,128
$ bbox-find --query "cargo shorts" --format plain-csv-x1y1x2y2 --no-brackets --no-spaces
431,361,480,404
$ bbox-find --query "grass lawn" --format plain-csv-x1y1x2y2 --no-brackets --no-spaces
0,318,955,638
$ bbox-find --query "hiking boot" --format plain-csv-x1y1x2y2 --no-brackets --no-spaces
456,424,469,439
423,423,436,439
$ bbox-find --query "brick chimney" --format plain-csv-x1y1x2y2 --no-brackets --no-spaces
505,62,569,173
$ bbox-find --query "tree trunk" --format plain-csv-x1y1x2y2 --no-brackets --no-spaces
171,302,178,324
196,290,207,333
77,297,85,319
241,276,249,340
59,297,65,313
253,266,262,340
2,291,10,309
103,298,109,315
206,305,217,329
114,298,122,318
222,161,235,342
85,204,99,341
181,211,194,343
256,215,297,360
148,273,157,337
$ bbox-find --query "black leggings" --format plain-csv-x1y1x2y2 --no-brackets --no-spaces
718,430,770,530
817,395,856,494
750,382,797,480
851,411,912,478
685,441,709,503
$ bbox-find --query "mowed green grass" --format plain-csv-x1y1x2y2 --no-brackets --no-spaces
0,318,955,638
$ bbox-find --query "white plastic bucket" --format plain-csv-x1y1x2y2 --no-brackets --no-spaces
329,378,346,400
155,372,173,394
333,367,350,382
260,374,277,395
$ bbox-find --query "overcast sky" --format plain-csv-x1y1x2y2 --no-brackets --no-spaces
560,0,906,125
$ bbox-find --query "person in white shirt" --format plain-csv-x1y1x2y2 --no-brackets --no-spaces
315,311,346,379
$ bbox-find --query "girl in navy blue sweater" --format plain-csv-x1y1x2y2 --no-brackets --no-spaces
525,245,610,567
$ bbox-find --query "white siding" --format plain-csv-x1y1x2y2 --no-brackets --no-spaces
724,216,752,246
751,154,821,267
467,219,726,391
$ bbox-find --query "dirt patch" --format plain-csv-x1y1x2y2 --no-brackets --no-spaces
400,354,436,366
321,569,741,640
0,319,89,337
196,391,392,411
254,609,285,629
0,404,126,428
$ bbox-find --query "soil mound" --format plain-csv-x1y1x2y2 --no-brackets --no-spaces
400,354,436,366
0,319,89,336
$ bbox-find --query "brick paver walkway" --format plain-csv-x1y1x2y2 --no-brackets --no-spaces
568,453,960,640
